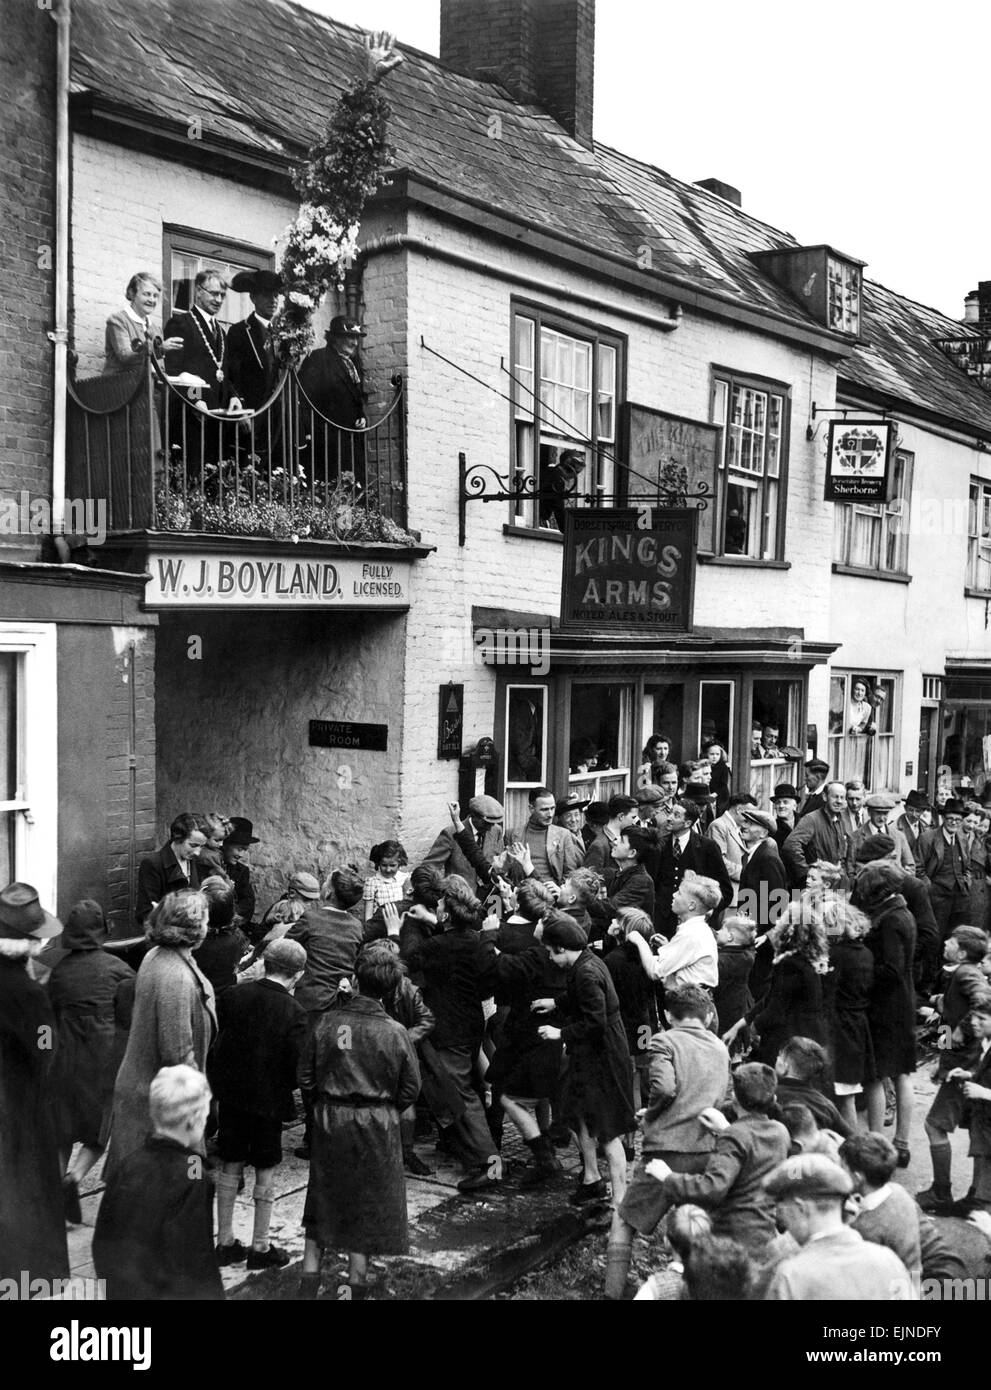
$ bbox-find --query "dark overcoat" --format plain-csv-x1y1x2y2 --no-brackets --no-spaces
47,942,135,1148
0,958,69,1282
92,1135,224,1300
863,894,917,1078
557,949,636,1143
300,995,420,1254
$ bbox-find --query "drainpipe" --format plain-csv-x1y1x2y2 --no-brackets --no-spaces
360,233,683,332
48,0,71,533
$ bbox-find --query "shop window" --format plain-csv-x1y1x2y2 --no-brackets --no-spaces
569,682,632,799
512,305,623,529
828,671,898,790
698,681,734,756
164,227,274,329
505,685,548,788
711,371,788,559
748,679,802,801
968,480,991,593
642,683,685,768
833,451,913,575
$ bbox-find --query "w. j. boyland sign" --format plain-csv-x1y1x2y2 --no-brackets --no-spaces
145,551,411,608
561,508,697,632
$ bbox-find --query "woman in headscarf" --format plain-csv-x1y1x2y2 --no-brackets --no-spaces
47,899,136,1222
853,861,917,1166
103,888,216,1183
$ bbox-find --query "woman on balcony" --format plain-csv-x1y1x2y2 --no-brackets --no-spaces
103,273,181,375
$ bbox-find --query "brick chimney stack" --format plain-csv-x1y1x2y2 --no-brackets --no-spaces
440,0,595,147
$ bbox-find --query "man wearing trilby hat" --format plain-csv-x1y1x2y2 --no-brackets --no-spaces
0,882,69,1285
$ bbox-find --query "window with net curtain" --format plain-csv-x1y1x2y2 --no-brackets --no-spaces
828,671,898,789
512,307,620,529
833,451,913,574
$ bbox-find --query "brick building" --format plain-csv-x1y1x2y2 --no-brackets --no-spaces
0,1,156,929
8,0,991,924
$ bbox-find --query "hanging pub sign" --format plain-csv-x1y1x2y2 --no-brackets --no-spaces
437,683,464,760
560,508,697,632
824,420,894,501
622,404,720,553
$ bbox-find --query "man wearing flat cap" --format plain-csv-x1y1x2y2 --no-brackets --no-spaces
0,882,69,1284
847,793,916,879
797,758,830,820
421,795,505,893
918,798,972,939
737,807,789,930
763,1154,914,1300
297,316,368,477
226,270,284,410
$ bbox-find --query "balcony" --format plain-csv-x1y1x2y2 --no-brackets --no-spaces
66,356,410,541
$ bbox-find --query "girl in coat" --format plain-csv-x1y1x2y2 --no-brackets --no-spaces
47,900,135,1222
534,911,636,1206
743,899,831,1066
819,893,875,1128
104,889,216,1184
298,949,421,1299
853,861,918,1165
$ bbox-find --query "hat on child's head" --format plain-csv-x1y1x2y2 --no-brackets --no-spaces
763,1153,853,1200
289,872,320,900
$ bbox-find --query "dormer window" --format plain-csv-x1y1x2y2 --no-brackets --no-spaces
751,245,866,338
827,256,861,335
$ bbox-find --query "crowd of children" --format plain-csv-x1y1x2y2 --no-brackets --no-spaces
5,771,991,1302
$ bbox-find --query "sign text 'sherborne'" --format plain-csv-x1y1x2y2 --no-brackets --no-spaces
560,508,697,631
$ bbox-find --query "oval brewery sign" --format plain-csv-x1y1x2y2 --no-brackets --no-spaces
145,551,411,609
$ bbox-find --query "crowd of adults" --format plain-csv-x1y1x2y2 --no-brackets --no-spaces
4,759,991,1302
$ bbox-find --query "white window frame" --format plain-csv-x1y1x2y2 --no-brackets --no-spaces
968,479,991,593
827,668,900,792
834,449,913,575
511,305,623,529
0,623,58,908
504,683,549,790
827,256,862,335
711,371,789,559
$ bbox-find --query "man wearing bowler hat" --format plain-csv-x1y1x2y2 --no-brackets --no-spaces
770,782,800,852
763,1154,913,1300
0,882,69,1285
226,270,285,410
223,817,260,933
919,798,973,939
895,788,930,872
297,315,368,477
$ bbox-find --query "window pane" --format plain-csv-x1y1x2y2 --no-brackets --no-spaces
569,683,632,774
0,810,13,888
514,317,535,421
169,251,255,327
0,652,16,800
725,481,757,556
828,676,846,737
699,681,734,753
506,687,546,785
516,316,535,370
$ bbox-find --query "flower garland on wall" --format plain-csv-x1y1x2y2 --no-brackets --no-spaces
273,32,403,363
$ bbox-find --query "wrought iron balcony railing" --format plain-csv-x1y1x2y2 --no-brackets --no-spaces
66,357,409,541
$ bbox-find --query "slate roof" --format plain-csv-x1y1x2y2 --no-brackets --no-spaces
69,0,991,435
